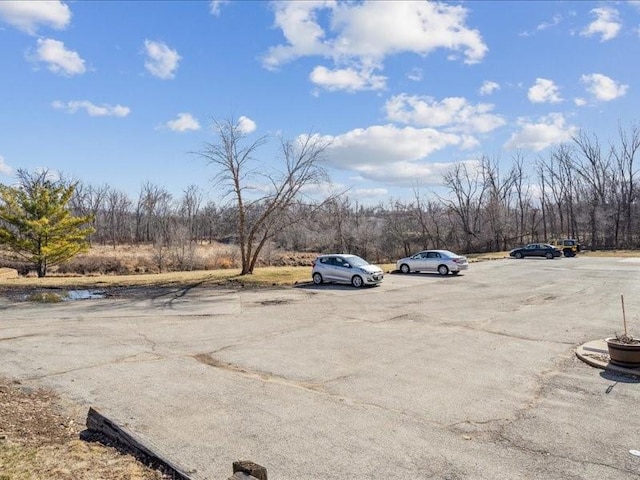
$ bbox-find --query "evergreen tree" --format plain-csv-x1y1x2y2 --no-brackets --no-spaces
0,170,95,277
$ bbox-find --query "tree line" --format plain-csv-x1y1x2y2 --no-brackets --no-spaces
1,121,639,276
69,124,639,256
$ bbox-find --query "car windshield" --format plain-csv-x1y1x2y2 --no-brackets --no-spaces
346,256,369,267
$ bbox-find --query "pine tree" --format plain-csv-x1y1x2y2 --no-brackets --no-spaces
0,170,95,277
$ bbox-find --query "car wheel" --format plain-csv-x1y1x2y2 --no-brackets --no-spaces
312,272,323,285
545,252,553,259
515,252,523,259
564,250,571,257
351,275,364,288
438,265,449,275
400,263,410,274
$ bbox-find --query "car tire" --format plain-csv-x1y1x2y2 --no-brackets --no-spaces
438,265,449,275
351,275,364,288
564,250,572,257
515,252,523,259
545,252,553,259
400,264,410,274
312,272,323,285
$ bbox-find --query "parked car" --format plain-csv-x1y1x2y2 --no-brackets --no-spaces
396,249,469,275
509,243,561,259
548,238,581,257
312,254,384,287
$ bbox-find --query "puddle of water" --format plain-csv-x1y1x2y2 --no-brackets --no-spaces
65,290,106,300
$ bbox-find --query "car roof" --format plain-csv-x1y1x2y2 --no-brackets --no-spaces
419,249,456,254
317,253,358,258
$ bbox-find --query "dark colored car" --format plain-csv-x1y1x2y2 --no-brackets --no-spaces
510,243,561,259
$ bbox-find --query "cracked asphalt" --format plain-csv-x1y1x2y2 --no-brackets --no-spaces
1,257,640,479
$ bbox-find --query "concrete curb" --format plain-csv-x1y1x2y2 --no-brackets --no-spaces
576,339,640,377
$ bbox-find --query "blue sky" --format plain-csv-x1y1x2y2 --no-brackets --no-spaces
0,1,638,203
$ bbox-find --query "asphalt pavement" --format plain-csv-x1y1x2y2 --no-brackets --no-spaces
1,256,640,479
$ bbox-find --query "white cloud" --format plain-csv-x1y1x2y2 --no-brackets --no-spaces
144,40,181,79
309,65,386,92
0,0,70,35
52,100,130,117
385,94,505,134
314,124,467,185
0,155,13,176
351,187,389,198
31,38,85,76
263,1,487,91
209,0,229,16
581,73,628,101
504,113,578,152
520,14,562,36
322,125,462,165
574,97,587,107
581,7,621,41
479,81,500,96
346,160,465,186
527,78,562,103
164,113,201,132
238,116,257,133
407,68,423,82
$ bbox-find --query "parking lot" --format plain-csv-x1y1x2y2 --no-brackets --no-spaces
1,256,640,479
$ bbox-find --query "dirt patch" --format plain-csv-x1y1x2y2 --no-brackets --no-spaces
0,377,174,480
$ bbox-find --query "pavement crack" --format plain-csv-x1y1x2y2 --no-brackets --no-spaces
444,323,575,345
0,333,41,342
193,353,324,392
22,353,164,381
192,353,444,426
493,430,638,475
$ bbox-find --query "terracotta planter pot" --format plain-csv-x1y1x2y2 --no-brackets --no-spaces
606,337,640,368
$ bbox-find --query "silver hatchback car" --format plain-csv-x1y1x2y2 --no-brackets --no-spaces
312,254,384,287
396,249,469,275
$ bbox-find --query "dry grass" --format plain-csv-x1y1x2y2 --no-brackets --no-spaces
0,378,171,480
0,243,319,278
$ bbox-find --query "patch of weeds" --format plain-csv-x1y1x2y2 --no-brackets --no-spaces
25,292,68,303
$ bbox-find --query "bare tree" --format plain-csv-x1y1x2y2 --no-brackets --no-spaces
572,130,612,249
179,184,203,242
197,118,331,274
70,182,108,246
611,123,640,246
104,187,133,247
479,156,516,251
512,152,533,245
135,182,172,244
440,162,487,252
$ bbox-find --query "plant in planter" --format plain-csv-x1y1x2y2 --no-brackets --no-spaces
606,295,640,368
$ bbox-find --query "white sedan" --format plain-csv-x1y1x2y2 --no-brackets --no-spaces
396,249,469,276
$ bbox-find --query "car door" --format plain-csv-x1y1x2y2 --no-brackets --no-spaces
320,256,338,281
532,244,544,257
525,244,538,257
425,251,441,272
333,256,352,283
409,252,428,271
